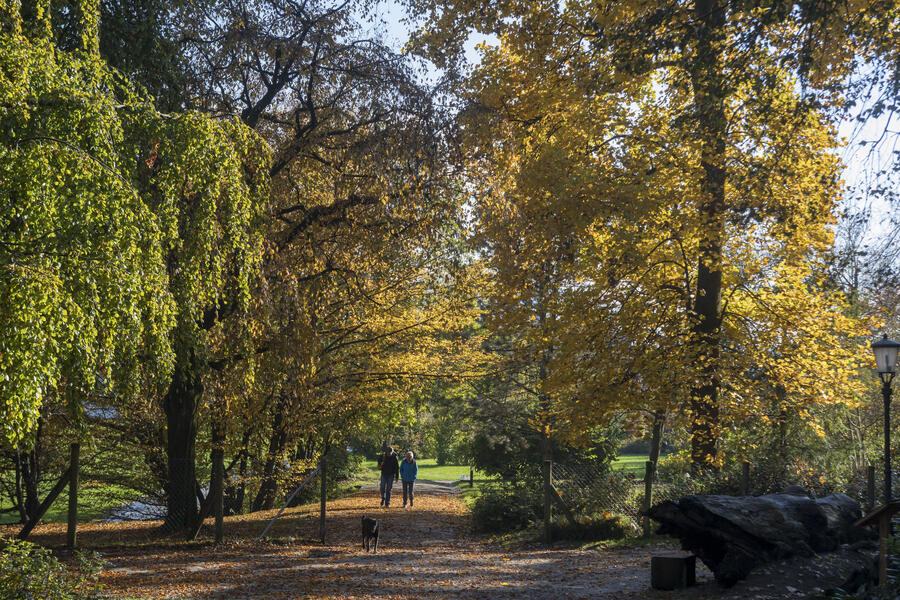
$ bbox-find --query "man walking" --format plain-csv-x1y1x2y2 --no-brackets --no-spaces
378,445,400,507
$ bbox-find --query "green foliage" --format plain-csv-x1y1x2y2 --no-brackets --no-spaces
0,0,270,445
470,481,540,533
427,412,459,465
0,538,103,600
471,422,617,484
0,3,172,442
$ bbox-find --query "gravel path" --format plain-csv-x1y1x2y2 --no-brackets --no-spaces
82,489,669,599
9,487,860,599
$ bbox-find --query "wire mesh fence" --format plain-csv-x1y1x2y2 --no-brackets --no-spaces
551,462,643,525
550,458,900,534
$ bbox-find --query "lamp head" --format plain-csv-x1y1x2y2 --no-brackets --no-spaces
872,334,900,380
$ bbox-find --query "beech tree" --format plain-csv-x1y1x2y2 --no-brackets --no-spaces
137,0,486,531
1,0,271,540
0,0,174,445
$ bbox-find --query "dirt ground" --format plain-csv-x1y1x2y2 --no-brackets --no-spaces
2,488,871,599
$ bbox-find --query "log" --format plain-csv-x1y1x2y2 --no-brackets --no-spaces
647,489,869,587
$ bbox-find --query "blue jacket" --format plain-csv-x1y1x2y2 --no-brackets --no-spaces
399,459,418,482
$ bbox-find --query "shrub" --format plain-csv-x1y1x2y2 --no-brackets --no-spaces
550,513,634,541
471,482,541,533
0,538,103,600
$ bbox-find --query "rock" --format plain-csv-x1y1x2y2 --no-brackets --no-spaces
647,492,871,587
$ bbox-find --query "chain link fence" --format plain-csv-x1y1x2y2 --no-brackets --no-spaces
549,460,692,533
549,459,898,534
551,462,643,525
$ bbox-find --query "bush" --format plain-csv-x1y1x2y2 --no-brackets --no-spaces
0,538,103,600
470,482,541,533
550,513,634,541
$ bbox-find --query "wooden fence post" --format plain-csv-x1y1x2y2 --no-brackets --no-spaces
66,442,80,548
643,460,656,537
469,465,474,488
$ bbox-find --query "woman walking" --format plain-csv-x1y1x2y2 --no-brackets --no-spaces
399,451,418,508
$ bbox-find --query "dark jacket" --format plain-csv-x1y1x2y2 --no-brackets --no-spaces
380,452,399,479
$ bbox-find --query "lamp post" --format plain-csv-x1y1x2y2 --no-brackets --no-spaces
871,334,900,506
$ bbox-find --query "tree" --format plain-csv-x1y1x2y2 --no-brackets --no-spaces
1,0,272,537
145,0,487,529
49,0,194,110
406,0,873,471
0,0,174,446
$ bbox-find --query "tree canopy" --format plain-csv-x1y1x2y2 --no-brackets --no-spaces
2,0,900,549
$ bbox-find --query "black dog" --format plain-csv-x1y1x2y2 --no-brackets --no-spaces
362,515,379,553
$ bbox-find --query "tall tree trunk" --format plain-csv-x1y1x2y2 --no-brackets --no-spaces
20,437,41,523
535,270,554,544
775,384,788,485
17,465,72,539
318,451,327,544
688,0,728,475
163,341,202,533
66,442,80,548
251,396,287,512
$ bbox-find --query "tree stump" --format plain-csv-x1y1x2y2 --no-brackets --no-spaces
651,554,696,590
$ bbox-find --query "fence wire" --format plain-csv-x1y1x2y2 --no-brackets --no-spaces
551,459,900,533
551,462,643,525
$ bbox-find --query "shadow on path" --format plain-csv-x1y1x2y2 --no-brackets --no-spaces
7,487,680,599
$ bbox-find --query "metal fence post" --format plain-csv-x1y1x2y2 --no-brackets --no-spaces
867,464,876,512
543,459,552,544
643,460,656,537
319,454,327,544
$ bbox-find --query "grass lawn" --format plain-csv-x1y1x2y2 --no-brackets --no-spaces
611,453,649,477
358,454,650,485
0,481,141,525
456,479,492,506
358,458,495,483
